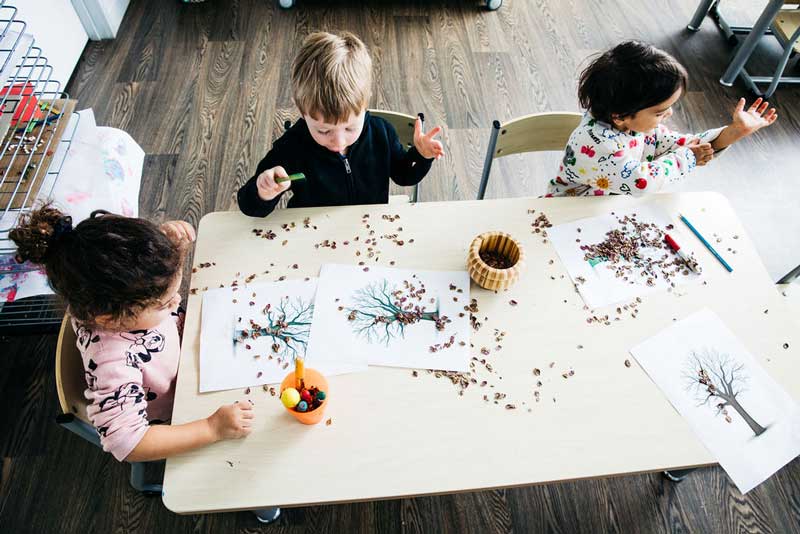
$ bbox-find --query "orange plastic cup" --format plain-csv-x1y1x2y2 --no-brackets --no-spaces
280,367,329,425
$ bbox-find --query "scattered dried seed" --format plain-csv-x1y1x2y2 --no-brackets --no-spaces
624,359,632,368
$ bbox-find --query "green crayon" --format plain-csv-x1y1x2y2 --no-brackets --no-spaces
276,173,306,183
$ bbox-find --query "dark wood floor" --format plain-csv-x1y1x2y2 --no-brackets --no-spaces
2,0,800,532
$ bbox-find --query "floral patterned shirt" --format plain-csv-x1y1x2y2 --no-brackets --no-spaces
72,310,183,461
548,113,725,197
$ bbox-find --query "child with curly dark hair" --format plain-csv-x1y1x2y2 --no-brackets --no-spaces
10,206,253,462
549,41,777,197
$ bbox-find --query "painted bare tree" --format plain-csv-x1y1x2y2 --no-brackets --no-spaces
235,296,313,360
682,348,767,436
343,278,450,346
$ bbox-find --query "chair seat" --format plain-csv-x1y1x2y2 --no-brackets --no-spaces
774,9,800,54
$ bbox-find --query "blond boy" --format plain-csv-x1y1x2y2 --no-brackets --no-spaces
238,31,444,217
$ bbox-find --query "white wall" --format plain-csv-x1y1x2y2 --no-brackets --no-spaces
11,0,88,91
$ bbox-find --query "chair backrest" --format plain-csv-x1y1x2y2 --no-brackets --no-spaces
477,112,582,200
493,112,582,159
55,313,91,424
369,109,420,149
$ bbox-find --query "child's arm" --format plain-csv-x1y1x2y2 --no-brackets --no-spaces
125,402,252,462
710,97,777,151
237,152,291,217
653,125,720,165
388,118,444,186
564,134,698,196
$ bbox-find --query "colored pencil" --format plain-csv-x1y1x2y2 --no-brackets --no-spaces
276,172,305,183
679,214,733,272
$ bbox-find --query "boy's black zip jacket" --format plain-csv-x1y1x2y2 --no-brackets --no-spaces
237,112,433,217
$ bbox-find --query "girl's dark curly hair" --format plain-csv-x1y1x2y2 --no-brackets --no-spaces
10,205,181,327
579,41,688,125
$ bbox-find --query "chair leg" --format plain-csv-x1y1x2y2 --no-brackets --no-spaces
762,26,800,98
663,468,697,482
477,121,500,200
720,0,784,86
129,462,163,495
253,507,282,523
687,0,717,31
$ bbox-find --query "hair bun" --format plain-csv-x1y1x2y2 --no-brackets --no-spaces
9,205,72,265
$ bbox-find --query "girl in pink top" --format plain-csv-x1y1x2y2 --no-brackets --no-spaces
11,206,253,462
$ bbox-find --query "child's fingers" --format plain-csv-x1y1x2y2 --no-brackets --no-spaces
273,166,288,180
734,98,746,113
425,126,443,140
414,117,422,138
238,401,253,411
747,97,763,112
183,222,197,242
241,411,255,419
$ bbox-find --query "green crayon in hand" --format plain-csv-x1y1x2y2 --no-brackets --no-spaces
276,173,306,183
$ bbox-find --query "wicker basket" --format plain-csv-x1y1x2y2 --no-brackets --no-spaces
467,231,526,291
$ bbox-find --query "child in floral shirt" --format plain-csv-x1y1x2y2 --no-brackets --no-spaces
11,206,254,462
549,41,778,197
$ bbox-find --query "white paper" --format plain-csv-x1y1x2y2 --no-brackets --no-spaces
630,309,800,493
0,109,145,302
47,109,143,220
199,278,366,393
549,205,702,309
307,264,471,372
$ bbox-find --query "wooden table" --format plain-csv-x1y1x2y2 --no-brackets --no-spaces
162,192,799,514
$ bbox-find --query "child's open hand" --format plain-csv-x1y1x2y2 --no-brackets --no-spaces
160,220,196,249
256,166,292,201
687,139,713,166
730,97,777,137
413,118,444,160
208,401,254,441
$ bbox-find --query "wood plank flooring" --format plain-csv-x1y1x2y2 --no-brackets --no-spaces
2,0,799,532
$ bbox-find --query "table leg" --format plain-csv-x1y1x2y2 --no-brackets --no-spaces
688,0,718,31
253,507,281,523
720,0,784,87
663,468,698,482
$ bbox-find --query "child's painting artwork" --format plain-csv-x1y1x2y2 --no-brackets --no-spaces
306,264,471,372
0,255,53,302
549,205,703,308
630,309,800,493
199,278,365,393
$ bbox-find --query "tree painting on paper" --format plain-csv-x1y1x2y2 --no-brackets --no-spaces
682,348,767,437
235,296,313,361
342,278,450,346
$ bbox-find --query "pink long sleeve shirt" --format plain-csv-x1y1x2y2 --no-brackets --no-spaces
72,311,183,461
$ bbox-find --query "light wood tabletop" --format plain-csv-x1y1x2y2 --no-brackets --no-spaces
162,192,799,514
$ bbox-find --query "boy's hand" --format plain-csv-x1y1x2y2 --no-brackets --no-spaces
413,118,444,160
160,220,196,248
256,166,291,201
208,401,254,441
687,139,713,166
730,97,777,137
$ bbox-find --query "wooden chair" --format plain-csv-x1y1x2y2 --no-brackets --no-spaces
284,109,425,204
477,112,582,200
55,314,162,494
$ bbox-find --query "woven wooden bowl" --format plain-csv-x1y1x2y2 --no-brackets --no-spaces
467,231,526,291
